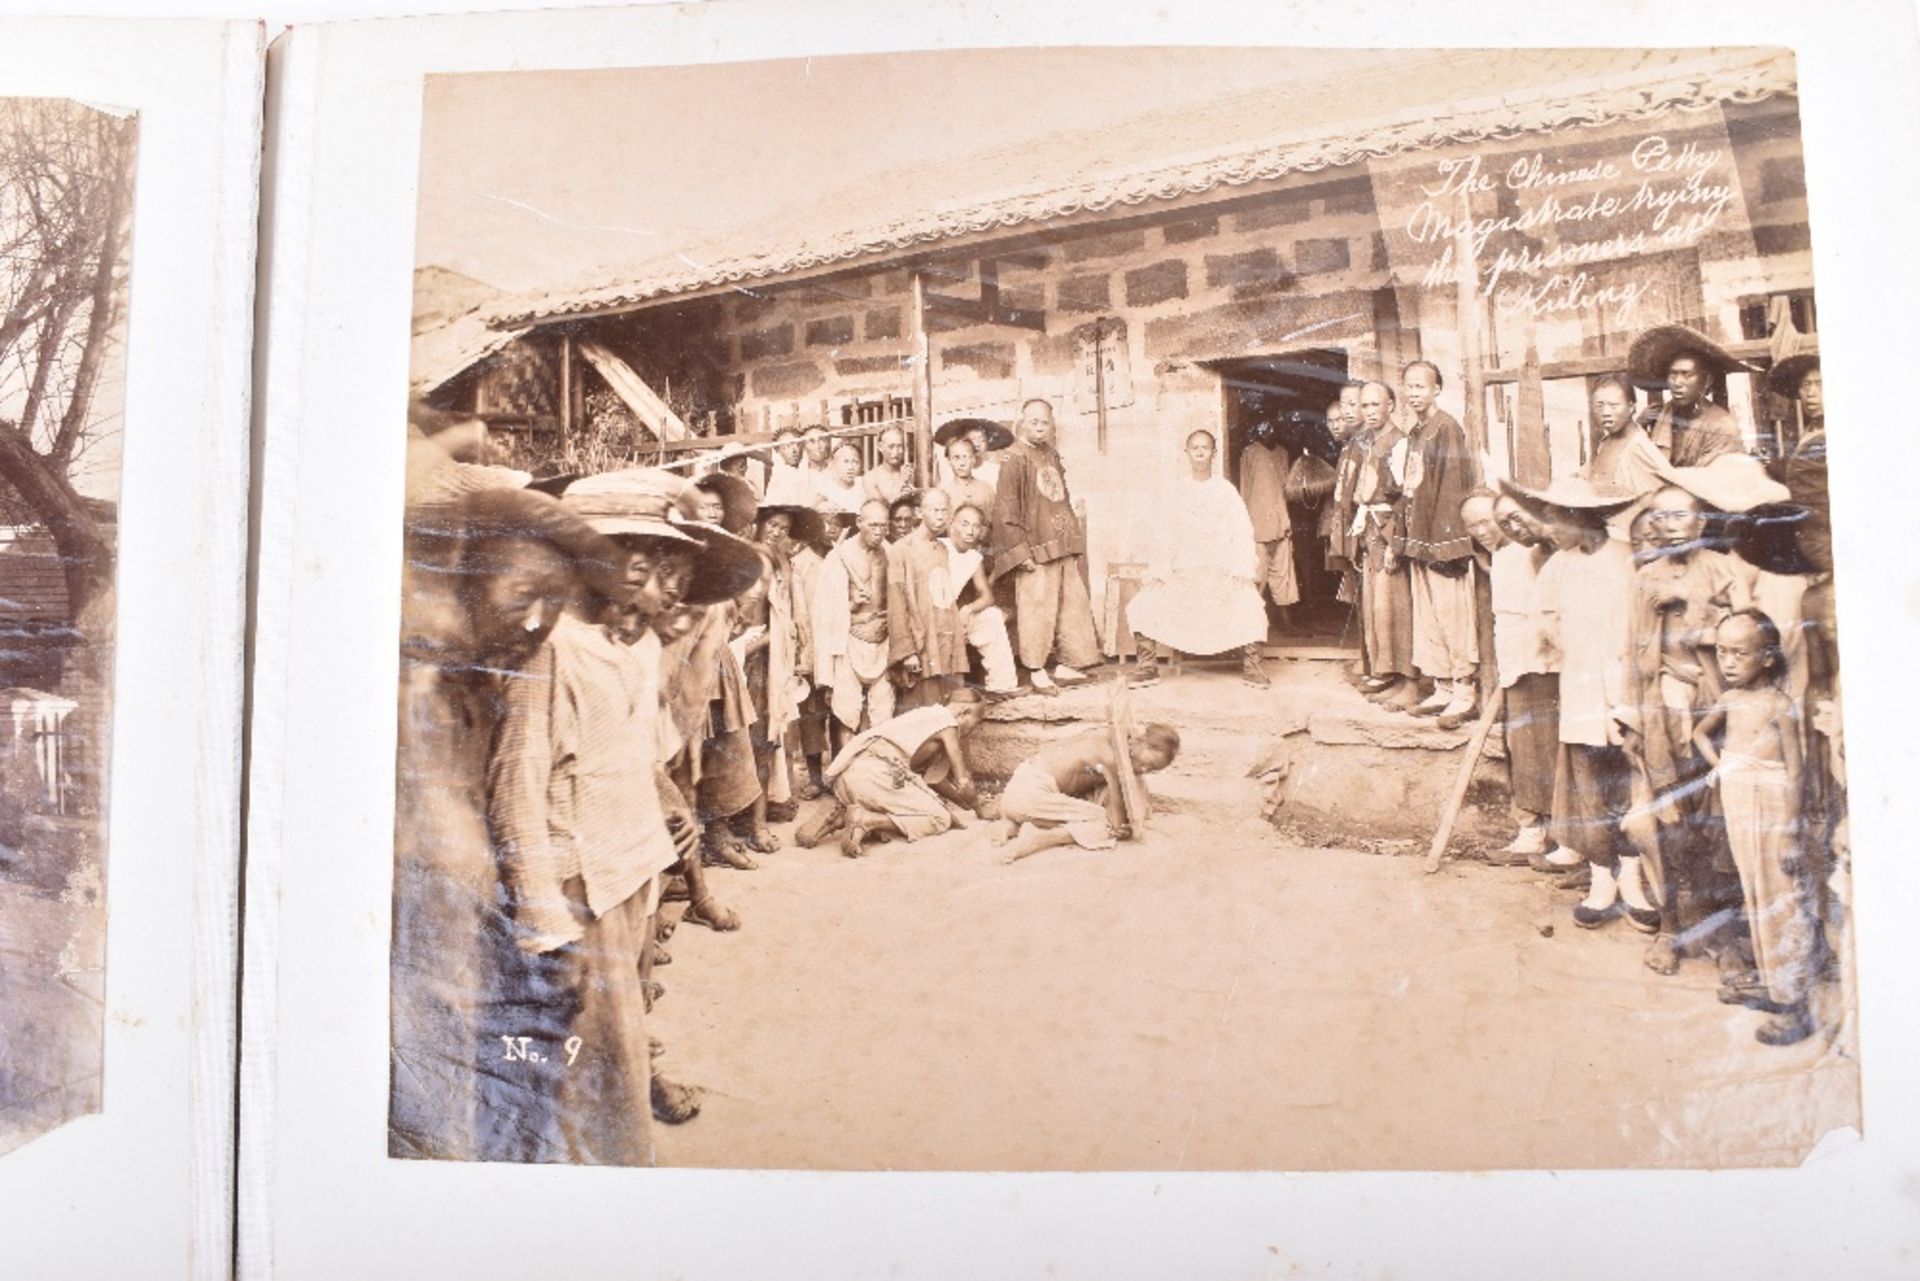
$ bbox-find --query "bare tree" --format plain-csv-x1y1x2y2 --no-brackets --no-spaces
0,99,136,645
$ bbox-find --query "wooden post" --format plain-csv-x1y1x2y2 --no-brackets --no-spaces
910,270,934,489
1516,336,1549,487
1452,191,1489,464
1093,319,1110,454
558,332,574,440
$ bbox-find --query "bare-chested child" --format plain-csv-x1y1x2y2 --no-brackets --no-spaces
1691,610,1818,1046
995,723,1180,863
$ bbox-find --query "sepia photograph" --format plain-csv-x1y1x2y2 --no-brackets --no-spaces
393,44,1856,1172
0,97,133,1158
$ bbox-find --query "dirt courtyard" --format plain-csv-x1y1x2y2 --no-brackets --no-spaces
651,801,1858,1172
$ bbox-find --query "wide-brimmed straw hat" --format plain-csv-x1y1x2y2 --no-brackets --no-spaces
404,429,532,507
563,468,702,544
562,467,762,605
1627,324,1757,385
425,486,620,579
688,471,760,536
1498,475,1641,517
755,502,826,547
1767,352,1821,398
1657,452,1790,514
935,417,1014,452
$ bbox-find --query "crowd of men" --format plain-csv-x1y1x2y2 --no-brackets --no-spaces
1317,325,1839,1050
388,393,1180,1167
388,318,1841,1170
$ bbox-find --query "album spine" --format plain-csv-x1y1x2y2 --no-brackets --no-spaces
236,24,317,1281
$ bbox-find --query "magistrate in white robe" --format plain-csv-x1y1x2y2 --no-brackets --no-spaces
1127,428,1271,688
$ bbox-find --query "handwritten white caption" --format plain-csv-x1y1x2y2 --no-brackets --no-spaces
1399,135,1738,324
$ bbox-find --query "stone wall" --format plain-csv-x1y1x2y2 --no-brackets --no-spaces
696,170,1401,620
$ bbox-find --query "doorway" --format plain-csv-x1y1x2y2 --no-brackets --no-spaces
1207,348,1356,656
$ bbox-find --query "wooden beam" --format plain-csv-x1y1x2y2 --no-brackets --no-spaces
994,249,1050,271
650,420,898,456
1482,339,1775,385
924,290,1048,332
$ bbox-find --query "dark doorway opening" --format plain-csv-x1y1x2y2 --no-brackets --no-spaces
1207,348,1357,656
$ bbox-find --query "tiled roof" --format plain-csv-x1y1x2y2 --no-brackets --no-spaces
485,46,1795,328
411,264,532,394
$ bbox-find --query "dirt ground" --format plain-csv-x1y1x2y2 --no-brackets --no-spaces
651,802,1859,1172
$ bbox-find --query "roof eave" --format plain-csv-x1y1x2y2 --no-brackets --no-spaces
484,46,1797,330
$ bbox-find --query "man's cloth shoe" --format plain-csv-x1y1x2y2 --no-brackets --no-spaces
1572,901,1621,929
1504,826,1549,856
1052,664,1090,685
1623,903,1662,933
1528,848,1581,875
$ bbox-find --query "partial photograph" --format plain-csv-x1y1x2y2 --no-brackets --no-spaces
0,99,135,1154
395,46,1855,1170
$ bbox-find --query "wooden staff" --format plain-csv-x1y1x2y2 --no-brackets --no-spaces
1106,674,1151,836
1424,689,1503,874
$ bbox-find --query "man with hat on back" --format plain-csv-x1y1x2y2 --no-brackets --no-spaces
684,472,775,871
936,418,1009,526
1502,475,1662,937
1629,324,1751,468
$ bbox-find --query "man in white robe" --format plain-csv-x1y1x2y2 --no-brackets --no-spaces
1128,429,1271,688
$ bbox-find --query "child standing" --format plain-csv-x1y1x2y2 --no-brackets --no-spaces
1692,610,1818,1046
1505,478,1659,932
